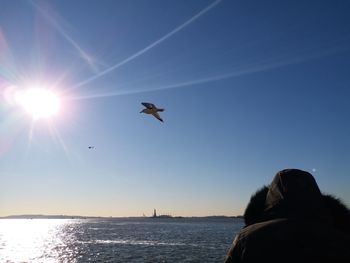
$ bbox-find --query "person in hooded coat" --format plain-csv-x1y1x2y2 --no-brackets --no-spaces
225,169,350,263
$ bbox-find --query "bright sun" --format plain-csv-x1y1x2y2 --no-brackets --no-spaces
15,88,61,119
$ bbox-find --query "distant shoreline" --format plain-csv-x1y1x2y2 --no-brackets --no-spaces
0,214,243,220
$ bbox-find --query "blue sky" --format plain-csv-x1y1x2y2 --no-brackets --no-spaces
0,0,349,217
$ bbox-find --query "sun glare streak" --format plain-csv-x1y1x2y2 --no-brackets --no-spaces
29,0,99,72
0,30,18,82
49,123,71,160
25,120,35,156
72,0,223,89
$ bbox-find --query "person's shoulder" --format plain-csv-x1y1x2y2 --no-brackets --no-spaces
236,217,342,242
236,218,290,240
234,218,350,262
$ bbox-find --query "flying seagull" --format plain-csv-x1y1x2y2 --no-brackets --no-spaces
140,102,165,122
88,146,95,149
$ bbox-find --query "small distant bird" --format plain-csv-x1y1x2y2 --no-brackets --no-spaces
88,146,95,149
140,102,165,122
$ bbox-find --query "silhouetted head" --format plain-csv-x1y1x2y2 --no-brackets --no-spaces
264,169,328,220
243,169,350,233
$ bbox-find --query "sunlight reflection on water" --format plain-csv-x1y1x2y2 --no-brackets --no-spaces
0,218,243,262
0,219,78,263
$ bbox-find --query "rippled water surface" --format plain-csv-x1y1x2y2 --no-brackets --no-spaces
0,217,243,262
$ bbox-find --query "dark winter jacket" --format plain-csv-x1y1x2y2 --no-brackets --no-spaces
225,169,350,263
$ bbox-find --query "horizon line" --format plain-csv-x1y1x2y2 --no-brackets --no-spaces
0,213,243,219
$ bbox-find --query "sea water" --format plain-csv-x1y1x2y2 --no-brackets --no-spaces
0,217,243,262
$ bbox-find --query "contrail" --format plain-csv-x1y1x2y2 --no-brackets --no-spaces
70,62,280,100
69,62,284,100
29,0,98,72
71,44,348,100
72,0,223,89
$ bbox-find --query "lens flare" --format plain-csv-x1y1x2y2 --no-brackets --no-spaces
15,88,61,119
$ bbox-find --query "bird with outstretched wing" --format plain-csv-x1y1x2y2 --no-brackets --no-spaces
140,102,165,122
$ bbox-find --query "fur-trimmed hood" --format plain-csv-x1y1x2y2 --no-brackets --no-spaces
243,169,350,234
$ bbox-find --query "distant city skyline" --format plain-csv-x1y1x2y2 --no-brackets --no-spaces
1,0,350,217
